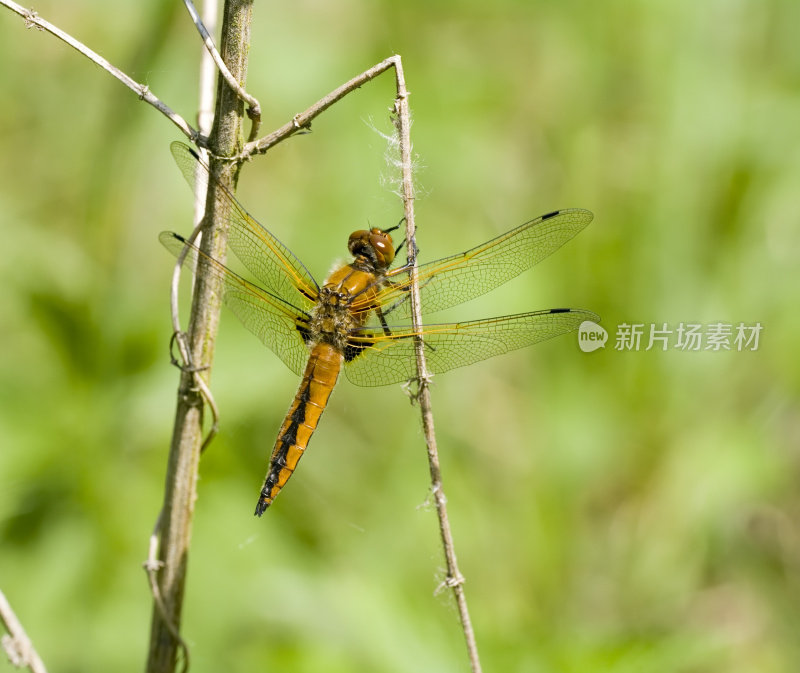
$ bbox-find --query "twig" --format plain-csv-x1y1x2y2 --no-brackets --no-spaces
236,56,398,161
0,0,199,144
145,2,253,671
176,0,222,449
143,6,220,670
181,0,261,141
143,511,190,673
0,588,48,673
392,59,483,673
167,205,221,449
195,0,218,142
168,48,221,443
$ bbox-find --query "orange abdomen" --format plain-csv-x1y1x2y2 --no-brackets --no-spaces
254,342,342,515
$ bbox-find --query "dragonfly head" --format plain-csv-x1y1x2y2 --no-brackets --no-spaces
348,228,395,270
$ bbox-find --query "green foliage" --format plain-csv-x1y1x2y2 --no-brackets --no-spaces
1,0,799,671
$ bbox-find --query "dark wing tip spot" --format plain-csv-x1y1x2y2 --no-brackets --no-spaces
541,210,560,220
550,307,571,314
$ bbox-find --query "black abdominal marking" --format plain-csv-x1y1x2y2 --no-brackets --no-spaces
256,377,311,512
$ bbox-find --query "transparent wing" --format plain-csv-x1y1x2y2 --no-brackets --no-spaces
343,308,598,387
160,231,311,377
171,142,319,312
370,209,593,322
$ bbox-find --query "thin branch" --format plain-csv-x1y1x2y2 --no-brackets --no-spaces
142,5,220,669
195,0,218,140
168,85,220,441
143,511,190,673
235,56,398,161
145,1,253,671
392,59,483,673
0,588,48,673
167,222,221,449
181,0,261,141
0,0,199,143
174,0,222,446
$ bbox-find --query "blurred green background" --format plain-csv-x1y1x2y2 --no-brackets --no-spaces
2,0,799,671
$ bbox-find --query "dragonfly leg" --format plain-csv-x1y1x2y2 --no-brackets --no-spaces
378,268,433,319
376,307,392,337
382,215,406,235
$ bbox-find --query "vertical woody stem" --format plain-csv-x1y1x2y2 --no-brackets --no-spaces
145,2,252,672
392,57,483,673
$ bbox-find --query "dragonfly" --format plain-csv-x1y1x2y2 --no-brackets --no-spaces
161,142,597,515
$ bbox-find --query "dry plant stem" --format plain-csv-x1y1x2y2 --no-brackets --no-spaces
141,16,221,665
195,0,218,141
167,14,221,442
182,0,261,140
0,0,198,143
392,61,483,673
179,0,222,443
145,2,252,672
166,231,221,448
0,588,48,673
143,511,189,673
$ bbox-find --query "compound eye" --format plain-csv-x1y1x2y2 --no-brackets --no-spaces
370,231,395,267
347,230,369,255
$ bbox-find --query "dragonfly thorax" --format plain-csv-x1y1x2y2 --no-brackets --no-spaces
308,287,363,352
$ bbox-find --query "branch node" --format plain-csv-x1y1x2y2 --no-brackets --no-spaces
169,331,212,376
2,633,28,667
142,558,165,573
434,571,466,596
401,373,434,405
446,572,466,588
138,84,150,101
22,9,40,30
430,482,447,503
